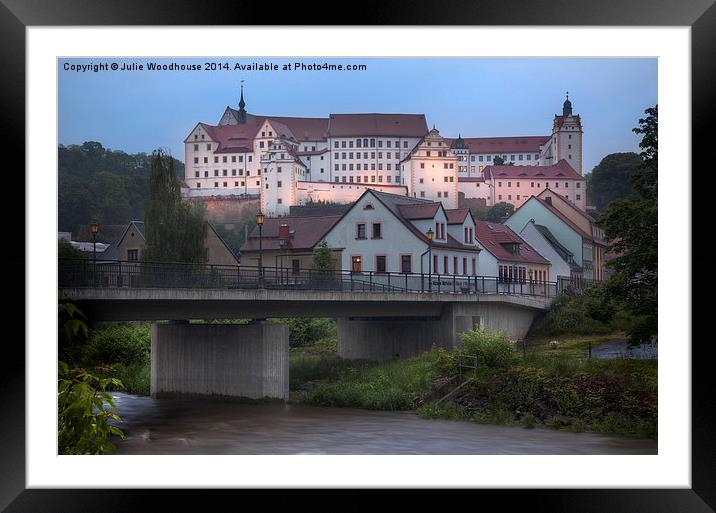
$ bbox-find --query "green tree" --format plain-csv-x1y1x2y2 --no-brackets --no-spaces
312,240,334,275
586,152,643,213
474,202,515,223
493,155,505,165
597,105,658,343
142,149,207,263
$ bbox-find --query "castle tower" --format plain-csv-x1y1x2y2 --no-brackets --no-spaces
237,82,247,124
550,92,583,174
259,138,307,216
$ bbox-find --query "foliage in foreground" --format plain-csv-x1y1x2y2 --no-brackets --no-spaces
58,302,126,454
58,361,126,454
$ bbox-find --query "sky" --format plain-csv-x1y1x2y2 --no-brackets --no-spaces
58,57,657,173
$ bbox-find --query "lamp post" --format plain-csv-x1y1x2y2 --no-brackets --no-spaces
90,221,99,286
528,269,534,295
426,228,433,292
279,237,285,286
255,211,265,285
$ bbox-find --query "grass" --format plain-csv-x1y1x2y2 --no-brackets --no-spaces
290,329,657,439
298,348,441,410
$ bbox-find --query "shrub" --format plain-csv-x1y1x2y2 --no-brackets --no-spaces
84,323,150,367
457,328,517,369
274,318,337,348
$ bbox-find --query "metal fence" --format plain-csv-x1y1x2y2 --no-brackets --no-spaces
58,258,561,298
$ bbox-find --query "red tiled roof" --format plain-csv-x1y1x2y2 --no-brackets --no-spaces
196,122,258,153
445,208,471,225
474,220,549,265
554,114,582,129
226,110,329,140
328,113,428,138
483,159,583,180
241,215,342,252
456,135,551,154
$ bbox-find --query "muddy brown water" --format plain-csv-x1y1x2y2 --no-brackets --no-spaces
110,393,656,455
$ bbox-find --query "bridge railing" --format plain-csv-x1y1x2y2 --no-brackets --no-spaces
58,259,559,298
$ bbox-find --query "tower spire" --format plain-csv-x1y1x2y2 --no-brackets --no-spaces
237,80,247,124
562,91,573,117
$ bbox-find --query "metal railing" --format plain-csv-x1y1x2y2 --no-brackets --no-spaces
58,258,561,298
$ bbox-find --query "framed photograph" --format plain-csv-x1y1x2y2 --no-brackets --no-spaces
4,0,713,510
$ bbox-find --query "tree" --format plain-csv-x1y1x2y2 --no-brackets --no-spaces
474,202,515,223
58,240,87,260
312,240,334,275
142,149,207,263
597,105,658,344
493,156,505,165
586,152,643,213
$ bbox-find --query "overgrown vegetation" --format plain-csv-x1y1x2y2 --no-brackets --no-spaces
290,327,656,439
528,284,637,337
58,303,126,454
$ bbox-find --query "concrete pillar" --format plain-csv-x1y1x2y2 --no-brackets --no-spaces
337,302,539,362
151,321,289,400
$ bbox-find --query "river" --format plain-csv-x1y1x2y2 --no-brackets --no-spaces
110,393,656,455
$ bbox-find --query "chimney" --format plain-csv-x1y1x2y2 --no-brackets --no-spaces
279,223,290,243
544,196,552,206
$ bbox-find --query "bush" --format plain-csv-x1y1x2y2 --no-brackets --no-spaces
457,328,518,369
274,318,337,348
84,323,150,367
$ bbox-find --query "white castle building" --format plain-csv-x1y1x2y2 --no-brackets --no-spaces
182,87,585,216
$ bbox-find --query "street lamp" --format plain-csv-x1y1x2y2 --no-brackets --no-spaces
426,228,433,292
90,221,99,285
255,211,265,284
528,269,534,295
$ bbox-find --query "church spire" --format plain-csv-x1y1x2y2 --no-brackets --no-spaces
562,91,573,117
237,80,247,124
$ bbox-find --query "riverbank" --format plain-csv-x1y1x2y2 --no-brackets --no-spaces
86,322,656,440
111,392,657,455
290,331,657,439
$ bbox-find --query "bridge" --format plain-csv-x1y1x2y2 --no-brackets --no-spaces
59,259,564,402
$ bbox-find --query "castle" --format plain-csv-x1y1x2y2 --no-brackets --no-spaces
182,86,586,216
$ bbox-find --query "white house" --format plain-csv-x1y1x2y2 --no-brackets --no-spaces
321,189,481,277
512,219,583,281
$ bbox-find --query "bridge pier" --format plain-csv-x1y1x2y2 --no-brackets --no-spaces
151,321,289,401
337,302,539,362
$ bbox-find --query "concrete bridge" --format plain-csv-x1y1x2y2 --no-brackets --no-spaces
59,259,561,402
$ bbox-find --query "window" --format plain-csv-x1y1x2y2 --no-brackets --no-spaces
195,171,199,178
443,255,448,274
376,255,386,274
214,156,219,163
351,256,362,272
453,257,458,274
463,258,467,275
292,259,300,275
196,183,201,188
576,194,581,200
204,157,208,163
372,223,382,239
401,255,412,273
277,181,282,188
356,223,366,239
127,249,138,261
472,258,476,276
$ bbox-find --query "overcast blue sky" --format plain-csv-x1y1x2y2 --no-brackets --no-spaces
58,57,657,173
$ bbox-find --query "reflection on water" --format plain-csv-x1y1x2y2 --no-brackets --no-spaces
111,393,656,455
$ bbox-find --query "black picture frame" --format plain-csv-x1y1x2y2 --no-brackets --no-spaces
2,0,712,511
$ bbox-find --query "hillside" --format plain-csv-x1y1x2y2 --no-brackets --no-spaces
58,141,184,242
